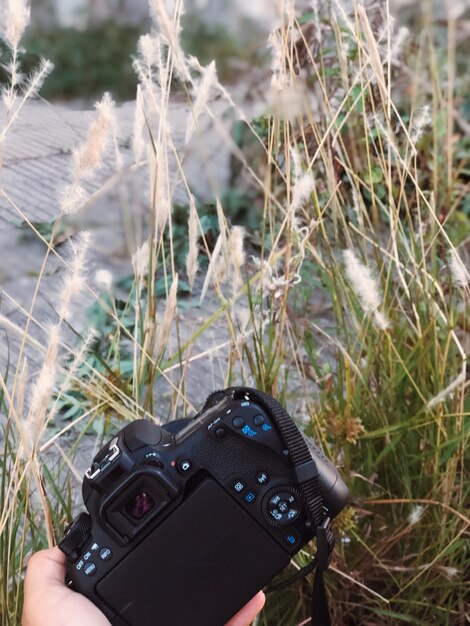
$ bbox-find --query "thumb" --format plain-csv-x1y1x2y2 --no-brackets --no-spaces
24,547,67,591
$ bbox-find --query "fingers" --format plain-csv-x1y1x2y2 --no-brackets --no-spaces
225,591,266,626
24,553,265,626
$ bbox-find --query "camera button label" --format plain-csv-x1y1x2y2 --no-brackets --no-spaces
241,424,257,437
256,472,269,485
99,547,113,561
83,562,97,576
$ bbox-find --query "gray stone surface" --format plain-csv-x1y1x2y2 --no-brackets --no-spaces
0,95,236,414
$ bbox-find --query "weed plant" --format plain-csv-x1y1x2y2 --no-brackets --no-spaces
0,1,468,625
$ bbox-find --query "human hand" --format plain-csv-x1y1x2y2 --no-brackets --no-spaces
23,547,265,626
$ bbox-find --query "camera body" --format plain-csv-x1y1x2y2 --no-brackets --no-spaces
59,388,348,626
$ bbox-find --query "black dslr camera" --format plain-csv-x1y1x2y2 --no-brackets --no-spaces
59,387,348,626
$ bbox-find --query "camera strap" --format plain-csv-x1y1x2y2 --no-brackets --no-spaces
209,387,335,626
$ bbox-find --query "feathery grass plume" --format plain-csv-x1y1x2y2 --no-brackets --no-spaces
148,0,190,82
137,32,159,70
22,58,54,99
216,198,228,253
19,233,91,457
60,93,117,214
289,147,314,218
132,240,150,278
133,85,146,165
95,269,113,291
0,60,24,109
290,145,302,179
343,249,390,331
441,567,460,581
133,33,161,94
199,233,223,305
74,93,116,176
152,142,172,237
357,6,386,94
21,323,60,458
209,200,233,287
0,0,30,50
268,29,288,91
47,328,98,424
156,274,179,358
186,194,199,292
289,170,314,216
267,0,299,92
58,231,91,322
227,226,245,294
449,248,469,287
185,60,217,144
408,505,424,526
390,26,410,64
15,356,28,419
427,371,466,410
60,183,88,216
410,105,432,146
1,56,53,112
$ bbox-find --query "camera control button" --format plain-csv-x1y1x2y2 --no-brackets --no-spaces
99,547,112,561
256,472,269,485
83,562,97,576
232,416,245,429
244,490,257,504
231,480,246,493
215,427,227,438
284,532,299,547
178,459,192,473
253,414,265,426
262,487,302,527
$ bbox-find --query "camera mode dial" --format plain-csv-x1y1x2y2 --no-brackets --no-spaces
262,486,302,528
59,512,92,562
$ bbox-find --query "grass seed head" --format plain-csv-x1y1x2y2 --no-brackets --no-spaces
408,505,424,526
1,0,30,50
427,371,466,410
95,269,113,291
449,248,469,288
132,240,150,278
186,194,199,292
133,85,146,165
73,93,116,179
185,60,218,144
343,249,389,331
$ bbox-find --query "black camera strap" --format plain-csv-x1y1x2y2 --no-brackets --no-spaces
206,387,335,626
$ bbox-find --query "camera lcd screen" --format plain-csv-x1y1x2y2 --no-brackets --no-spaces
96,478,290,626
